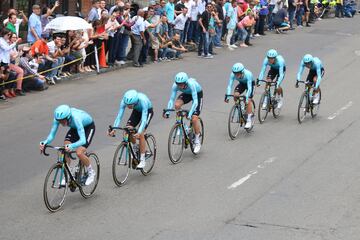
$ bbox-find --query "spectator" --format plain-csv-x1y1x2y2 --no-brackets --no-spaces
165,0,176,38
27,5,42,44
8,33,25,95
140,7,159,65
46,35,65,81
268,0,278,30
88,0,101,23
226,0,238,50
214,0,225,47
273,6,291,33
187,0,199,44
144,7,161,63
174,7,189,43
0,63,17,99
209,6,221,48
99,0,109,17
170,33,188,58
198,3,213,58
6,13,18,34
106,8,121,66
109,0,125,15
155,1,167,16
41,1,60,38
114,7,132,65
0,28,22,67
335,0,345,18
255,0,268,35
237,13,255,47
288,0,297,29
3,9,28,37
96,15,109,68
127,10,146,67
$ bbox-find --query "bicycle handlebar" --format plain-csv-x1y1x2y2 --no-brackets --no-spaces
41,145,76,159
108,125,137,136
297,80,313,86
225,94,246,99
163,109,190,118
257,79,277,86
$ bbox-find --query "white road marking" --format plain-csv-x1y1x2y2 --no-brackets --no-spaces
328,101,353,120
228,157,277,190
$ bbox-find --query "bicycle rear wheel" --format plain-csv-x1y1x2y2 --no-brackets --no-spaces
190,118,204,154
79,153,100,198
43,163,68,212
168,124,185,164
228,105,241,139
245,99,256,133
311,89,321,118
112,143,131,186
141,133,157,176
258,92,269,124
298,92,308,124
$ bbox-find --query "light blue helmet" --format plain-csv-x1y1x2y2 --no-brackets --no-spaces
232,63,245,73
267,49,278,58
123,89,139,105
303,54,313,63
174,72,189,84
54,105,71,120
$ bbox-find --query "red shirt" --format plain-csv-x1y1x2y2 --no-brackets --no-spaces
30,40,49,56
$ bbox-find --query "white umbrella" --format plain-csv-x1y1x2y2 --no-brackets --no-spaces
44,16,92,31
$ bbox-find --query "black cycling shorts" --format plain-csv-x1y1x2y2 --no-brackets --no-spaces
267,66,286,81
65,122,95,148
235,82,255,98
306,68,325,84
177,91,203,116
127,108,153,130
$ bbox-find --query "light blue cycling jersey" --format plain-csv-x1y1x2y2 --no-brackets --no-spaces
167,78,202,118
226,69,254,102
297,57,324,89
258,55,286,88
43,108,94,150
113,92,153,134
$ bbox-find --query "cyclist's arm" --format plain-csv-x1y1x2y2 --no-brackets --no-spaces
315,64,322,89
188,84,198,117
226,73,235,96
113,100,126,128
138,101,149,134
296,61,305,81
68,118,86,150
258,58,268,80
277,61,285,88
167,84,178,110
43,119,59,145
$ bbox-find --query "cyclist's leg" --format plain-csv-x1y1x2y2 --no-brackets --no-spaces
126,110,141,144
246,82,255,115
139,108,153,157
234,83,244,100
64,128,79,165
191,92,203,136
76,122,95,167
175,93,189,110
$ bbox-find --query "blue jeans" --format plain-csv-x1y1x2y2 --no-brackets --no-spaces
48,57,65,78
268,5,275,30
214,24,223,46
296,7,305,26
175,29,184,43
168,23,174,38
198,31,211,56
182,20,190,43
288,9,296,28
335,4,344,17
116,33,130,61
187,20,198,43
238,28,248,42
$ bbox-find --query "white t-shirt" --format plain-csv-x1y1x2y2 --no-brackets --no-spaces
3,18,23,36
174,14,188,30
47,41,57,55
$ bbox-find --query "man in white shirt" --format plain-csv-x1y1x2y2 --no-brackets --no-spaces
174,7,189,43
187,0,199,43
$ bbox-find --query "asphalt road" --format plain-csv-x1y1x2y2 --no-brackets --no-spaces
1,16,360,240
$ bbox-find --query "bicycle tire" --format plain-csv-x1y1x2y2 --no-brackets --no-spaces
43,163,68,212
258,92,270,124
298,92,308,124
168,124,185,164
228,105,241,139
272,92,283,118
79,153,100,198
245,99,256,133
311,88,321,118
141,133,157,176
190,118,204,154
112,143,131,186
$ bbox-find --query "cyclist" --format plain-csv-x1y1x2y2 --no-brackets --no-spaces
163,72,203,153
296,54,324,104
257,49,286,109
225,63,255,129
108,89,153,169
40,105,96,186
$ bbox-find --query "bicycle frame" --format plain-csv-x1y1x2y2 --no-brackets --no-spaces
225,94,247,121
165,109,193,146
258,79,278,108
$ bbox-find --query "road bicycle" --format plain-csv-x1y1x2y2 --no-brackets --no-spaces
226,95,255,139
257,79,282,123
42,145,100,212
297,80,322,124
109,126,156,187
163,109,204,164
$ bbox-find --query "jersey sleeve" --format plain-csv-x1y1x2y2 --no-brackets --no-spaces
68,118,86,150
167,84,178,110
113,100,126,128
296,61,305,81
226,73,235,96
258,58,268,81
43,119,59,145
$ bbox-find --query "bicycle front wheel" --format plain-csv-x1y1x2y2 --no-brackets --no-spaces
258,92,269,124
43,163,68,212
141,133,157,176
79,153,100,198
112,143,131,187
298,92,308,124
228,105,241,139
311,88,321,118
168,124,184,164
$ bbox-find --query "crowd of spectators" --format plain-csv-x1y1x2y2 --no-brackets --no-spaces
0,0,358,101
